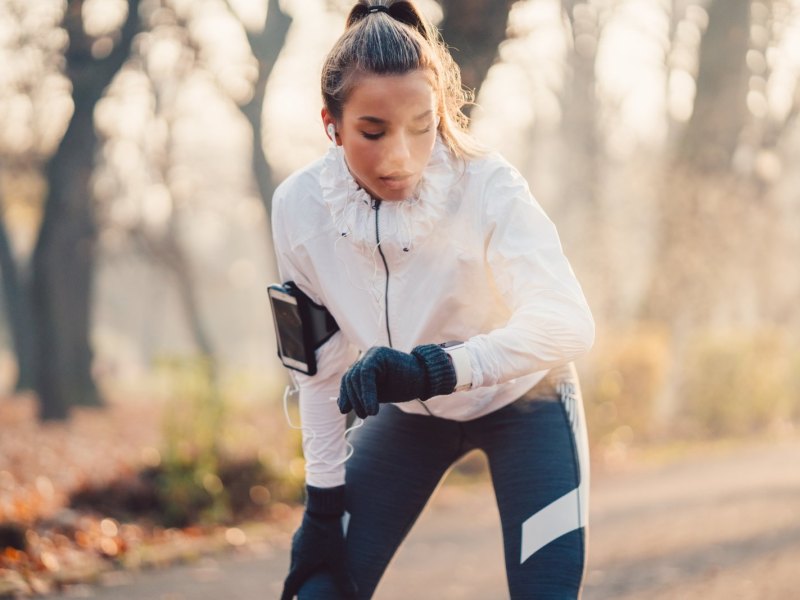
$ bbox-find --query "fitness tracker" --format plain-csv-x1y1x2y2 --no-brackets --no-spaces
440,341,472,392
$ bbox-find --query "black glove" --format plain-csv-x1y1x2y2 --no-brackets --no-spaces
337,344,456,419
280,485,357,600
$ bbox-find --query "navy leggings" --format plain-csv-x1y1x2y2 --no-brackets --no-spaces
299,363,590,599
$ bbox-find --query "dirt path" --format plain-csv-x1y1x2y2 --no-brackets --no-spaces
63,437,800,599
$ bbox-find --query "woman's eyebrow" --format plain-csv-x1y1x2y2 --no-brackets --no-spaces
357,110,433,124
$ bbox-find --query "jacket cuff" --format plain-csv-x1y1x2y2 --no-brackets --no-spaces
305,484,346,517
412,344,457,399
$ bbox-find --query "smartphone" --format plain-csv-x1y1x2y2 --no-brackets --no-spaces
268,284,317,375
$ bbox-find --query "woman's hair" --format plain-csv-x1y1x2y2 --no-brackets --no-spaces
321,0,483,158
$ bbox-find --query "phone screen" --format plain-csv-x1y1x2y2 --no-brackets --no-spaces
272,296,305,365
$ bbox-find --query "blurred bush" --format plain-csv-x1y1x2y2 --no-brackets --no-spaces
581,325,800,451
679,329,800,438
70,356,303,528
156,356,228,526
581,324,670,448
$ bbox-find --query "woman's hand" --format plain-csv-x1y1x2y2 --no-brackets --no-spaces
280,485,357,600
337,344,456,418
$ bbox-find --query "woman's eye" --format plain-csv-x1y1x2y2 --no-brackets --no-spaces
361,131,384,140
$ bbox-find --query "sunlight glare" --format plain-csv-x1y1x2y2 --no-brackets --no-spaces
1,94,34,154
764,6,800,122
684,4,709,31
82,0,128,37
746,49,767,75
747,90,768,119
766,69,796,122
472,63,536,155
0,15,15,48
146,35,186,83
782,17,800,69
668,68,695,123
18,0,65,35
754,149,782,182
188,0,257,105
264,1,343,177
142,183,173,229
472,0,564,163
227,0,268,32
750,24,769,49
595,0,668,150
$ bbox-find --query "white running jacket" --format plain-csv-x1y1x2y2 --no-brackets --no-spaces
271,137,595,488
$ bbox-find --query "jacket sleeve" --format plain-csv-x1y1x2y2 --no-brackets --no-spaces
464,164,595,387
271,186,357,488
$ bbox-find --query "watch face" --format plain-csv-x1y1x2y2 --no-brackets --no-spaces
441,341,464,349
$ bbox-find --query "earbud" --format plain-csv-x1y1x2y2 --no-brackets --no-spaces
327,123,337,145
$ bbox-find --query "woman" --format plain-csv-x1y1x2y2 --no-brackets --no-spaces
272,2,594,598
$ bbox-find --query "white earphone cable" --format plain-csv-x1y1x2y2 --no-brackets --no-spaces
283,371,364,468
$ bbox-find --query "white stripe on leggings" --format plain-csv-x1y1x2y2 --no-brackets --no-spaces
521,375,589,564
520,483,586,563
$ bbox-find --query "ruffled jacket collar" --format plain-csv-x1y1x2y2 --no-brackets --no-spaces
318,136,461,254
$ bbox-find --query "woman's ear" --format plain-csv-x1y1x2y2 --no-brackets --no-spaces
321,108,339,146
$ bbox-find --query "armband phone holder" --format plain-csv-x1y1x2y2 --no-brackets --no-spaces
267,282,339,376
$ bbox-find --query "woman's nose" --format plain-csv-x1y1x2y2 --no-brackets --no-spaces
386,132,412,165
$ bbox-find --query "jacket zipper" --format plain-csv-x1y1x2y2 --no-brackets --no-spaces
373,199,393,347
373,199,434,416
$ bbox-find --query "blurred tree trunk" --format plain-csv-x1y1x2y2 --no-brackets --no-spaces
679,0,751,172
134,228,216,361
641,0,751,429
558,0,604,309
32,0,141,420
750,4,800,327
643,0,751,324
0,203,36,391
664,0,685,148
230,0,292,218
438,0,517,115
169,241,215,361
147,69,217,372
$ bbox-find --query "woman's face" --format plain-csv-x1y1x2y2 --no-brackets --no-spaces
324,69,438,202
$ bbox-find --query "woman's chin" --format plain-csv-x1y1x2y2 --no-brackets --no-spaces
380,191,410,202
375,179,418,201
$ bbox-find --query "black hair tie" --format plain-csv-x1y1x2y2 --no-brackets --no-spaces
368,5,390,14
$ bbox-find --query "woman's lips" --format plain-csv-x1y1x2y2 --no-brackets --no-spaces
379,175,413,191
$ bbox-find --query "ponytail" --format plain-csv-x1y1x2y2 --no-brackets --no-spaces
321,0,484,159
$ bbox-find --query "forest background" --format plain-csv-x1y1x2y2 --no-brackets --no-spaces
0,0,799,591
